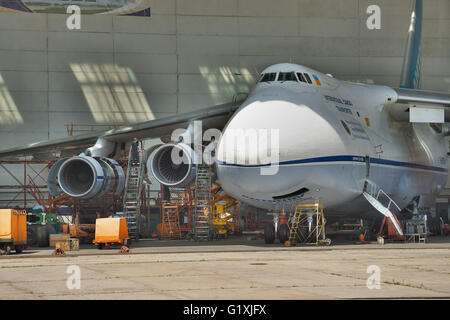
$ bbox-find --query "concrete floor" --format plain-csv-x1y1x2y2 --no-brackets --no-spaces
1,237,449,299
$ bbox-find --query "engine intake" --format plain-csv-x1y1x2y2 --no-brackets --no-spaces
150,143,197,187
54,156,124,199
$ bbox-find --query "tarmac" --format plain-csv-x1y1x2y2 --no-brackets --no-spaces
0,236,449,299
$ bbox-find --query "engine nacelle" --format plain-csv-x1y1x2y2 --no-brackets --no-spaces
150,143,197,187
50,156,124,199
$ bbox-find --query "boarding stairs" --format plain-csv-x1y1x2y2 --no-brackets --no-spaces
363,180,404,236
123,149,146,240
193,164,212,241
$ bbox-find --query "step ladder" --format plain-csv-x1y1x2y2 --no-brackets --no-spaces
123,148,146,240
193,164,212,241
363,180,404,236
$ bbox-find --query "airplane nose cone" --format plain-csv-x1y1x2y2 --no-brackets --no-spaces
216,97,347,204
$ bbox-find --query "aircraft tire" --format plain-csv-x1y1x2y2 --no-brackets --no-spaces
27,225,38,247
36,225,49,247
264,223,275,244
279,224,290,244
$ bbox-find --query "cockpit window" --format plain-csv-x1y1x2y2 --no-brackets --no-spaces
278,72,297,82
296,72,306,83
303,73,313,84
260,73,277,82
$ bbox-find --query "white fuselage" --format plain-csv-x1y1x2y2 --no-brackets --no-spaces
215,63,448,219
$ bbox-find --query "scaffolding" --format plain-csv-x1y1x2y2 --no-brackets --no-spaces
0,155,150,232
285,203,331,247
158,186,195,235
0,159,52,209
155,182,243,240
158,202,182,239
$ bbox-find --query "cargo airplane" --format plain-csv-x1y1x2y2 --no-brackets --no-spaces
1,0,449,242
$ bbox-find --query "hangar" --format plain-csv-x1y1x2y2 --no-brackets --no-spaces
0,0,449,301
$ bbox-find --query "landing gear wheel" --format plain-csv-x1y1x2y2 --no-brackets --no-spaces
27,225,38,247
123,238,132,248
264,223,275,244
0,244,11,255
36,225,49,247
279,224,290,244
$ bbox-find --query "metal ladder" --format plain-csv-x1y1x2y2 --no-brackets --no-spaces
193,164,212,241
123,148,146,240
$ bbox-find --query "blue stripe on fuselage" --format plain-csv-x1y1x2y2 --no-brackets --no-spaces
216,155,447,173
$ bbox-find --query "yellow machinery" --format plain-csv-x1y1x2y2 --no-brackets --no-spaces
61,211,95,244
210,183,239,238
93,217,130,249
284,203,331,247
0,209,27,255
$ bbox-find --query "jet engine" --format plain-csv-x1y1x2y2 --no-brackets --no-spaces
48,156,124,199
149,143,197,187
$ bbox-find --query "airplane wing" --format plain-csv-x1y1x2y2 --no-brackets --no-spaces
394,88,450,107
388,88,450,123
0,101,241,159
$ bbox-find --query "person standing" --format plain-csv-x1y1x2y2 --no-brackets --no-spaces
131,137,142,165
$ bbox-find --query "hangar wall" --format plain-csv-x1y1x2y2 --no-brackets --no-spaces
0,0,449,206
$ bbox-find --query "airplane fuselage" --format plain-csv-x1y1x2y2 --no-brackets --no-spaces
216,63,448,219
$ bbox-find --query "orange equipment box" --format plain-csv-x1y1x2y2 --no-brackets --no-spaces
93,218,129,248
0,209,27,254
49,233,71,247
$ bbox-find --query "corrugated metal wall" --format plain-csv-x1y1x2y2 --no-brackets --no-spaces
0,0,449,206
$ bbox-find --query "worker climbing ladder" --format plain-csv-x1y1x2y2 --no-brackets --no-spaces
285,203,330,247
193,164,212,241
122,148,146,240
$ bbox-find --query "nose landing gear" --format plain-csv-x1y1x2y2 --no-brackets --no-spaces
278,224,290,244
264,214,290,244
264,203,331,247
264,223,275,244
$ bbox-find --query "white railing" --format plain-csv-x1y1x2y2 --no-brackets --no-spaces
365,180,401,212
